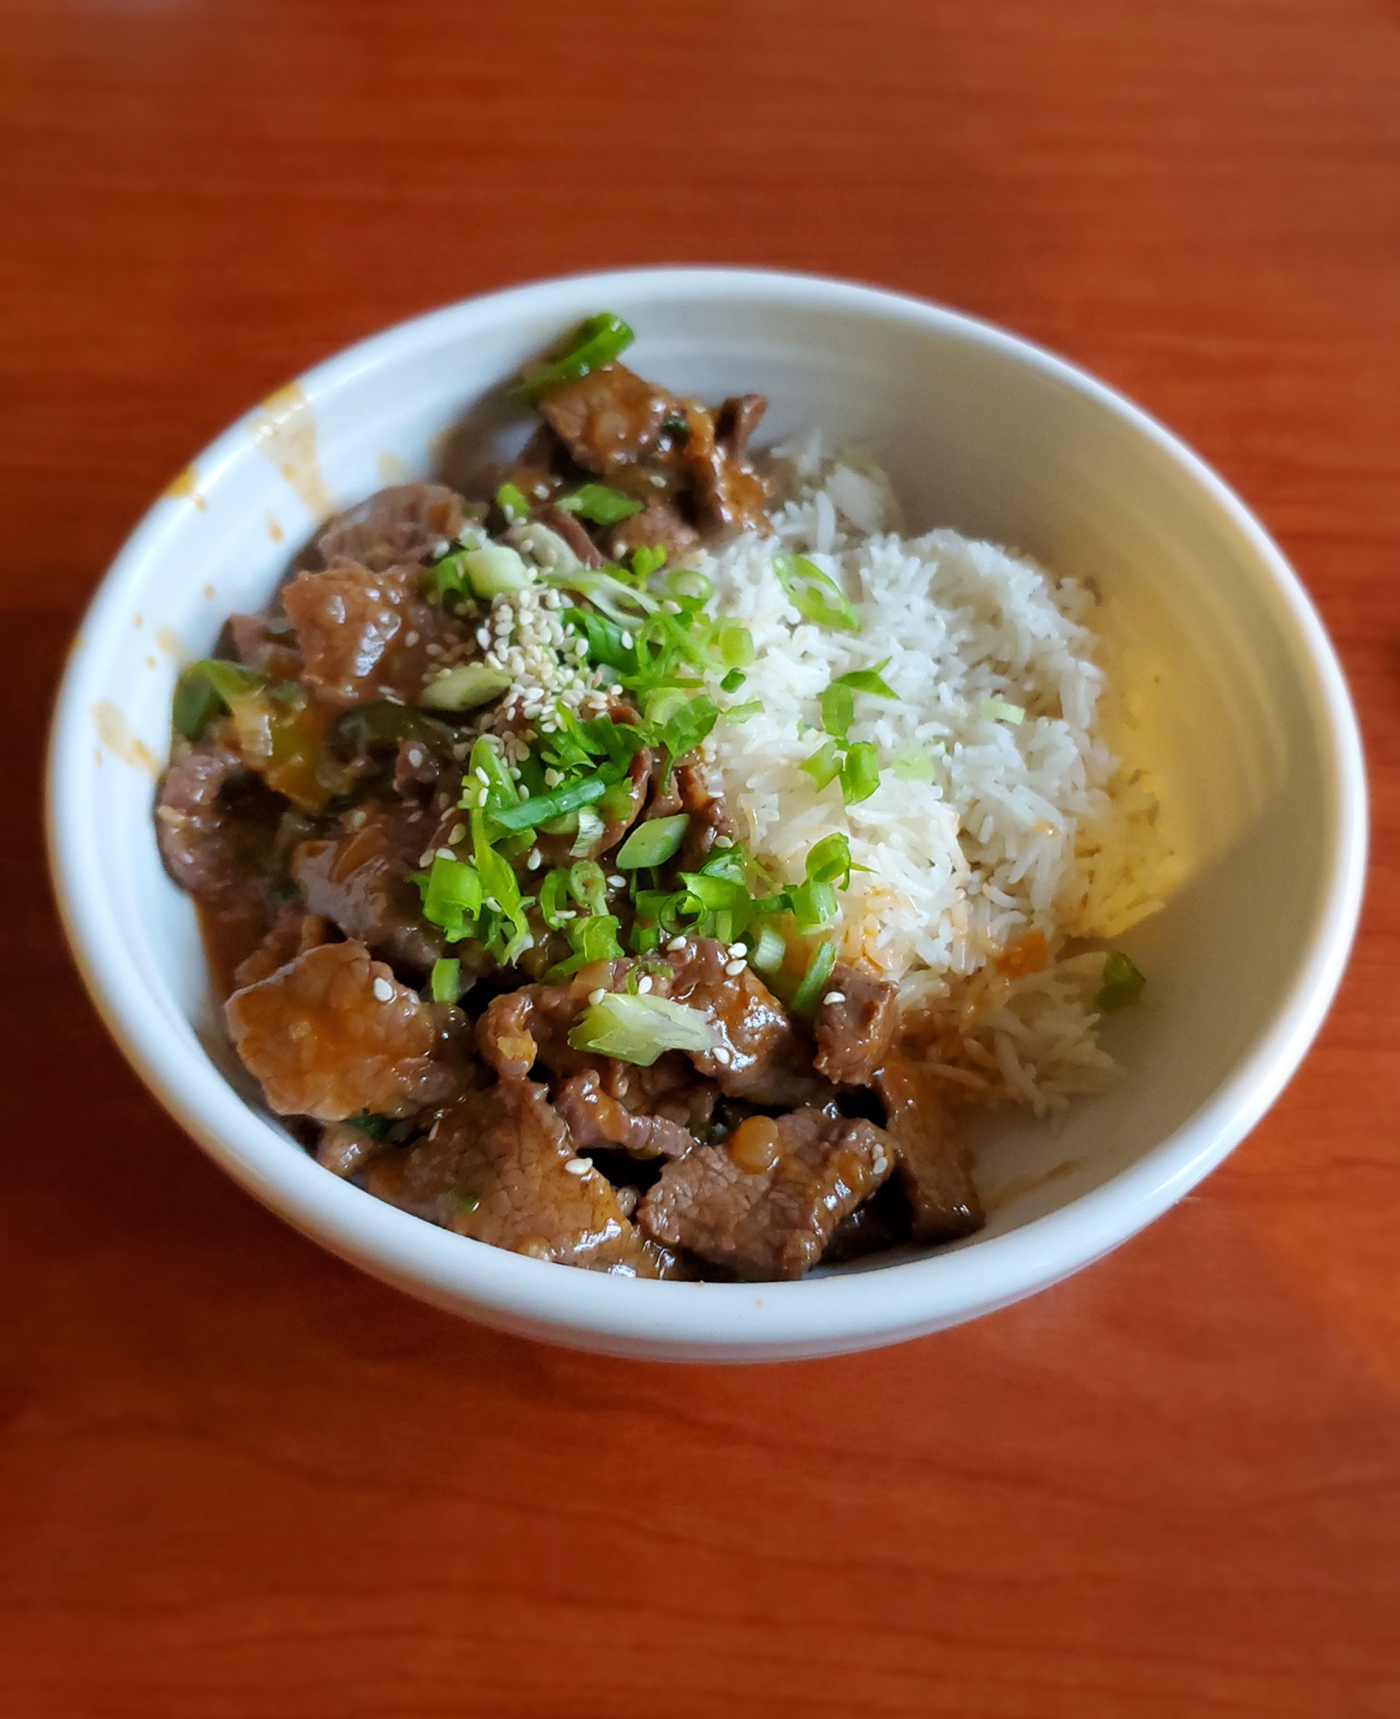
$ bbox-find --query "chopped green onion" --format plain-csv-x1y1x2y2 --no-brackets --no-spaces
566,860,608,913
831,662,897,700
1096,951,1146,1013
891,745,936,783
661,694,720,765
840,741,881,805
419,662,514,711
556,483,643,526
333,702,451,754
664,567,713,608
805,831,854,886
512,312,635,402
791,940,838,1017
631,544,667,579
800,740,842,790
429,958,461,1003
462,544,530,598
771,552,859,632
495,481,530,523
713,620,754,669
567,992,718,1067
172,659,264,740
820,681,855,743
421,856,484,934
720,668,747,694
750,924,787,974
570,806,605,857
539,868,572,929
488,774,608,832
615,813,690,869
979,697,1026,726
723,700,762,723
789,878,838,932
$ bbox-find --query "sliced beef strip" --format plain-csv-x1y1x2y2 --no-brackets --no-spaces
874,1056,983,1242
536,363,680,474
393,735,441,797
675,757,735,870
281,561,452,706
553,1066,698,1160
228,611,302,682
680,397,775,537
232,903,330,990
291,798,444,977
715,393,767,456
603,490,701,564
365,1078,662,1275
315,1120,389,1180
477,938,824,1109
155,733,283,907
226,940,458,1122
316,483,465,573
637,1106,895,1280
815,964,899,1088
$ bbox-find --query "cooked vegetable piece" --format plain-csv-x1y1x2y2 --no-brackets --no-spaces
512,312,635,402
1096,951,1146,1012
567,991,719,1067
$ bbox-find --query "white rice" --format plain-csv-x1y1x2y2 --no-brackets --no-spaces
694,441,1168,1113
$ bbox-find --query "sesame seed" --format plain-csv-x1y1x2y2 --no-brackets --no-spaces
533,482,550,500
824,991,846,1005
712,1044,732,1065
431,538,450,558
713,835,734,849
637,975,653,994
447,823,466,844
588,988,606,1005
475,767,490,784
564,1158,591,1176
544,768,563,787
872,1155,889,1177
666,935,687,952
475,627,491,648
618,630,633,648
724,959,746,977
526,848,542,871
607,874,625,889
404,631,419,647
406,747,424,769
436,847,455,861
729,942,747,958
371,977,394,1002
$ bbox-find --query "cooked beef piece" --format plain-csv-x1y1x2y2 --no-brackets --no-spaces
316,483,465,573
228,611,302,682
282,561,448,706
637,1106,894,1280
507,422,575,505
815,965,899,1088
875,1056,983,1242
232,903,329,990
393,735,441,797
155,733,281,906
603,491,701,563
675,758,735,870
478,938,822,1108
554,1066,697,1159
823,1177,910,1265
715,393,767,456
315,1119,389,1180
538,503,605,568
537,363,679,474
366,1078,662,1275
292,800,443,976
680,398,774,536
226,940,458,1121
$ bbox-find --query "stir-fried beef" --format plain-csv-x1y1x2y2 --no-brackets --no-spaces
226,940,457,1121
161,331,996,1282
815,965,899,1088
282,561,447,706
156,733,282,907
875,1056,983,1242
638,1107,894,1280
316,483,465,573
366,1078,662,1275
292,800,443,976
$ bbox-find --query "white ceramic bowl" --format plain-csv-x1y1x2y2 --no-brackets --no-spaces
48,269,1366,1361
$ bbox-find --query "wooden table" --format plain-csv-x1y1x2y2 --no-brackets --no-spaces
4,1,1397,1712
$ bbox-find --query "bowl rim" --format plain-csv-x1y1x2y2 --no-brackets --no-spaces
46,265,1369,1357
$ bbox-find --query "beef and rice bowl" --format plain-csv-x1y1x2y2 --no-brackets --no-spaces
155,313,1161,1282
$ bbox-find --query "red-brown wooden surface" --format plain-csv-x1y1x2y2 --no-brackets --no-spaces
3,2,1398,1713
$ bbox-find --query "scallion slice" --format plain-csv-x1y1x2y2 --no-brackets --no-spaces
429,958,461,1003
979,697,1026,725
172,659,264,741
615,813,690,870
1096,951,1146,1012
495,481,530,523
791,939,838,1017
840,741,881,805
488,774,608,832
419,662,513,711
567,991,718,1067
800,740,842,790
512,312,635,402
749,924,787,974
462,544,531,598
771,552,859,632
556,483,643,525
891,745,936,783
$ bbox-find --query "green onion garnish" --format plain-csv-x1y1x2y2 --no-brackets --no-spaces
615,813,690,870
1096,951,1146,1013
495,481,530,523
831,663,897,699
419,662,513,711
631,544,667,579
750,924,787,974
891,746,936,783
791,940,838,1017
840,741,881,805
771,552,859,633
800,740,842,790
820,682,855,743
660,694,720,768
538,868,572,930
556,483,644,526
429,958,461,1003
172,659,264,741
567,991,718,1067
512,312,635,402
461,544,531,598
488,774,609,832
979,697,1026,726
805,831,855,885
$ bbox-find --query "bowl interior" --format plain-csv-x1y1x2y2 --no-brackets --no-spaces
50,271,1361,1357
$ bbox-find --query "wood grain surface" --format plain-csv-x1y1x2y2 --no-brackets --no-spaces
3,1,1398,1713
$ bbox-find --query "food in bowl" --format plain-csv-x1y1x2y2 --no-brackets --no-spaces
154,312,1161,1282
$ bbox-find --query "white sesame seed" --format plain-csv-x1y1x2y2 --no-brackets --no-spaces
618,631,633,648
588,988,606,1005
436,847,455,861
713,835,734,849
636,974,653,994
729,942,747,958
712,1044,732,1065
475,767,490,784
607,874,625,889
447,823,466,844
824,991,846,1005
475,627,491,648
404,631,419,647
564,1157,591,1176
527,848,542,871
533,482,550,500
431,538,450,558
371,977,394,1003
724,959,746,977
872,1155,889,1177
666,935,687,952
544,768,563,787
